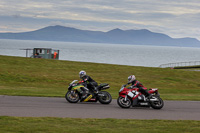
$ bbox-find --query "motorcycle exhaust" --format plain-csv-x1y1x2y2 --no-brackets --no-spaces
97,93,105,97
149,97,159,102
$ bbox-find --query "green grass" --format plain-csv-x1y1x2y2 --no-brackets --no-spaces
0,55,200,100
1,55,200,132
0,116,199,133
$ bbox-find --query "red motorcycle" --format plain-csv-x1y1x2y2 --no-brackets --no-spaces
117,85,164,109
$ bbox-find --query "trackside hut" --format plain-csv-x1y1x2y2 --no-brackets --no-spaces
23,48,60,59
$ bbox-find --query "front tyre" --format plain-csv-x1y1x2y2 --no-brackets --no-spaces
150,96,164,109
98,91,112,104
65,91,80,103
117,96,132,108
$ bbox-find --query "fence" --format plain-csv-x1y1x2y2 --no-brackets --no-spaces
159,61,200,68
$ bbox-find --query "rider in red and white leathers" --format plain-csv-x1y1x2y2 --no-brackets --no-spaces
126,75,152,98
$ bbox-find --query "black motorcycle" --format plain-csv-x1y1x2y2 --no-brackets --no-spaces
65,80,112,104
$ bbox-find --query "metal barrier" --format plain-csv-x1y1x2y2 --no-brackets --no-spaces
159,61,200,68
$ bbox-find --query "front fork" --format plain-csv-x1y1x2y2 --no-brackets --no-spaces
124,95,128,102
70,90,76,97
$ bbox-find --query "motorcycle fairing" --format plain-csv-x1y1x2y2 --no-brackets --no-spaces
72,85,84,92
148,88,158,94
97,83,110,90
83,94,93,102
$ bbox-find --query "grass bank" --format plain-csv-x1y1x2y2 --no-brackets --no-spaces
0,55,200,100
0,116,199,133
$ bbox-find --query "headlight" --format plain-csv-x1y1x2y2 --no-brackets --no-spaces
69,83,77,87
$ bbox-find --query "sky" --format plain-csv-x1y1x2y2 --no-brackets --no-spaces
0,0,200,40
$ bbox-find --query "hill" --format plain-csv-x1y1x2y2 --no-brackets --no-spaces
0,25,200,47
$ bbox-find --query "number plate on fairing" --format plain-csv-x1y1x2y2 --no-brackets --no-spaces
128,92,134,98
139,102,148,105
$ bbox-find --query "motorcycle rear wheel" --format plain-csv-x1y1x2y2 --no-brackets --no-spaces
150,96,164,109
98,91,112,104
117,96,132,108
65,91,80,103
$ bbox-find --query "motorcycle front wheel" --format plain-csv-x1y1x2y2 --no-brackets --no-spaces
117,96,132,108
65,90,80,103
98,91,112,104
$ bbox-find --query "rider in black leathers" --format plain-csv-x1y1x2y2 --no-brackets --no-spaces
79,70,98,100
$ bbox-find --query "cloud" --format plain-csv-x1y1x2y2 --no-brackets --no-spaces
0,0,200,40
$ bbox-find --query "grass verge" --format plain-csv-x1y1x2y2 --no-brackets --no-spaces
0,55,200,100
0,116,199,133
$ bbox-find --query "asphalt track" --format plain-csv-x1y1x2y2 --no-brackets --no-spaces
0,95,200,120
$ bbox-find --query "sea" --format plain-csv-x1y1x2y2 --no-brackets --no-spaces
0,39,200,67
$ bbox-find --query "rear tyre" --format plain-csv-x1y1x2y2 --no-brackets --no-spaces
150,96,164,109
117,96,132,108
65,91,80,103
98,91,112,104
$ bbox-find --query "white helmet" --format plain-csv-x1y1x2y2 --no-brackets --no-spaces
128,75,136,83
79,70,86,78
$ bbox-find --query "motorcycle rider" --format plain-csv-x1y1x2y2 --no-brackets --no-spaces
126,75,152,98
79,70,98,100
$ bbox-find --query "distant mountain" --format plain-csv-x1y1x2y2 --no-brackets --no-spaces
0,25,200,47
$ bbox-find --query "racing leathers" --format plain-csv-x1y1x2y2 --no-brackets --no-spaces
127,80,151,97
79,75,98,101
81,75,98,92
